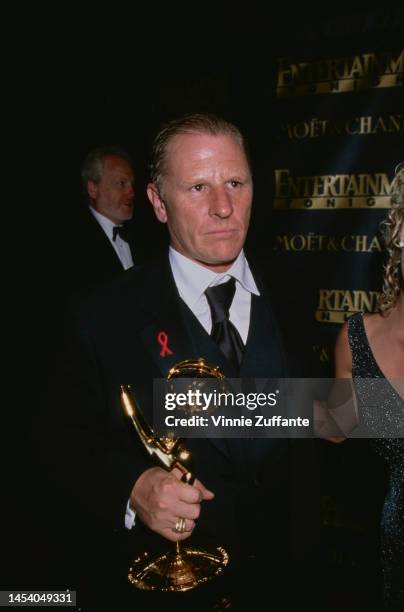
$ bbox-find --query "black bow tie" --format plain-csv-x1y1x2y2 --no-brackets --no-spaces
112,224,130,243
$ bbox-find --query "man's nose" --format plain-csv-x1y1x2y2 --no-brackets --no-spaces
209,188,233,218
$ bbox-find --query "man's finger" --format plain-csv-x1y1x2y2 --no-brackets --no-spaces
170,468,215,501
193,479,215,500
170,499,201,520
161,527,194,543
177,482,203,504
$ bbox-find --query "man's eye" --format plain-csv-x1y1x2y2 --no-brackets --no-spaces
191,184,204,192
229,180,242,188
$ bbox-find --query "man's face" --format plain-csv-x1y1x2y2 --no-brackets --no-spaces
147,133,253,272
87,155,135,224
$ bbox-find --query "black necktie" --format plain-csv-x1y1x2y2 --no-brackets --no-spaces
205,277,245,369
112,224,130,243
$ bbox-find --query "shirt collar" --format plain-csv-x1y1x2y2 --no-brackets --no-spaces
169,246,260,310
89,206,117,240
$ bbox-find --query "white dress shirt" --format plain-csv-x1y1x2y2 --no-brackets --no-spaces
90,206,134,270
169,247,260,343
125,247,260,529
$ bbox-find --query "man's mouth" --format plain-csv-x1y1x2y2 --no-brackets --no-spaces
205,229,239,235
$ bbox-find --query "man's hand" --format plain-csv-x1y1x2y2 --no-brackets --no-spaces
130,466,214,541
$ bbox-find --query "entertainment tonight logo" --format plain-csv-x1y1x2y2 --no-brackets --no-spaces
274,169,393,210
277,50,403,98
315,289,379,323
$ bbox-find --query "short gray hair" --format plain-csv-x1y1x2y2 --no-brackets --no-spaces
81,146,133,188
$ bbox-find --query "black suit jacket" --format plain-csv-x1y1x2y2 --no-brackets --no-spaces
64,206,136,298
61,254,290,561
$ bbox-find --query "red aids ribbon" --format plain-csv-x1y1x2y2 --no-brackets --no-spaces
157,331,173,357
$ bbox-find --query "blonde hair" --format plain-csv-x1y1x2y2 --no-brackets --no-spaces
149,113,251,197
377,164,404,316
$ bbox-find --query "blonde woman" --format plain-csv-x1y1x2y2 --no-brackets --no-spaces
334,163,404,611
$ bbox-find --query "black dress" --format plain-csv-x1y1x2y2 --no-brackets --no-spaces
348,312,404,611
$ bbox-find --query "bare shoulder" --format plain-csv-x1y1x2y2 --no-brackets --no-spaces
334,320,352,378
362,311,383,341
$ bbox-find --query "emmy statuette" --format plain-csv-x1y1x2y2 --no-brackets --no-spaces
120,358,229,592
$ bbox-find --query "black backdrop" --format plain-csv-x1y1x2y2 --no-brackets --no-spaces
8,7,404,611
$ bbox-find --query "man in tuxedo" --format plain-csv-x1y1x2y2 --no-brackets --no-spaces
65,146,136,297
61,114,299,610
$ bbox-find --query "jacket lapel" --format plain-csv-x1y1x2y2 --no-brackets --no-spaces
136,256,231,461
241,291,288,379
240,282,289,467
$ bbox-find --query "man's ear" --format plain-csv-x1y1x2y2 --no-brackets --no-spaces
147,183,167,223
87,180,98,201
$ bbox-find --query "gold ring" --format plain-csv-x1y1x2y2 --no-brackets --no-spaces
173,517,186,533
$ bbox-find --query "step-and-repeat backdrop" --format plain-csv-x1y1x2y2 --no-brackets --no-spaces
254,44,403,375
